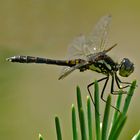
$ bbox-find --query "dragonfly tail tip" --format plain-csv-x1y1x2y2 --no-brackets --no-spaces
6,58,12,62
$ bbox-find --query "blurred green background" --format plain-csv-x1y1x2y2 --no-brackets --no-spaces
0,0,140,140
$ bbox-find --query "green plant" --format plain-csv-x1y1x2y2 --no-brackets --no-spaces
39,80,139,140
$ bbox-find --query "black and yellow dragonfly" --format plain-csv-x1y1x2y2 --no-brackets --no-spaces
7,15,134,111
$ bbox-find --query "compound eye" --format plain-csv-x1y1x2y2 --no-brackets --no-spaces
119,58,134,77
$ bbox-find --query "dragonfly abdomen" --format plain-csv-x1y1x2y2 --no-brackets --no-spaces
7,55,84,67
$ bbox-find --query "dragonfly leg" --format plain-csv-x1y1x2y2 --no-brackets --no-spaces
87,77,108,105
100,76,109,102
115,74,137,95
101,75,120,112
87,76,108,114
110,74,128,95
115,73,131,89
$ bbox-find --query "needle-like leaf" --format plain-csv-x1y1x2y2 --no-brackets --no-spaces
72,104,78,140
132,130,140,140
87,96,93,140
101,95,111,140
76,86,87,140
55,116,62,140
122,80,137,116
39,133,44,140
94,80,101,140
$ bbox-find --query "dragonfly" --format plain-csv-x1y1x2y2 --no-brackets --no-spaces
7,15,134,111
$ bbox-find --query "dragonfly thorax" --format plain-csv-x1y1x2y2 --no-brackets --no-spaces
87,53,118,76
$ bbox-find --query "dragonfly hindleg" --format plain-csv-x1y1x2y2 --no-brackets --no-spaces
87,77,108,105
96,75,120,112
87,75,120,112
87,76,108,115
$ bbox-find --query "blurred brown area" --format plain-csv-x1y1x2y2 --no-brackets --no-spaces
0,0,140,140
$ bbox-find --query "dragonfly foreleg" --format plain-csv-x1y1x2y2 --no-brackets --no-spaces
110,73,128,95
115,73,131,89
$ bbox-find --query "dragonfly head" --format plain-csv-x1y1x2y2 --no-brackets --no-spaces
119,58,134,77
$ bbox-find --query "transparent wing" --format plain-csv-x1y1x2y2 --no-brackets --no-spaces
67,15,112,60
59,15,112,79
66,35,88,60
59,62,88,80
86,15,112,53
